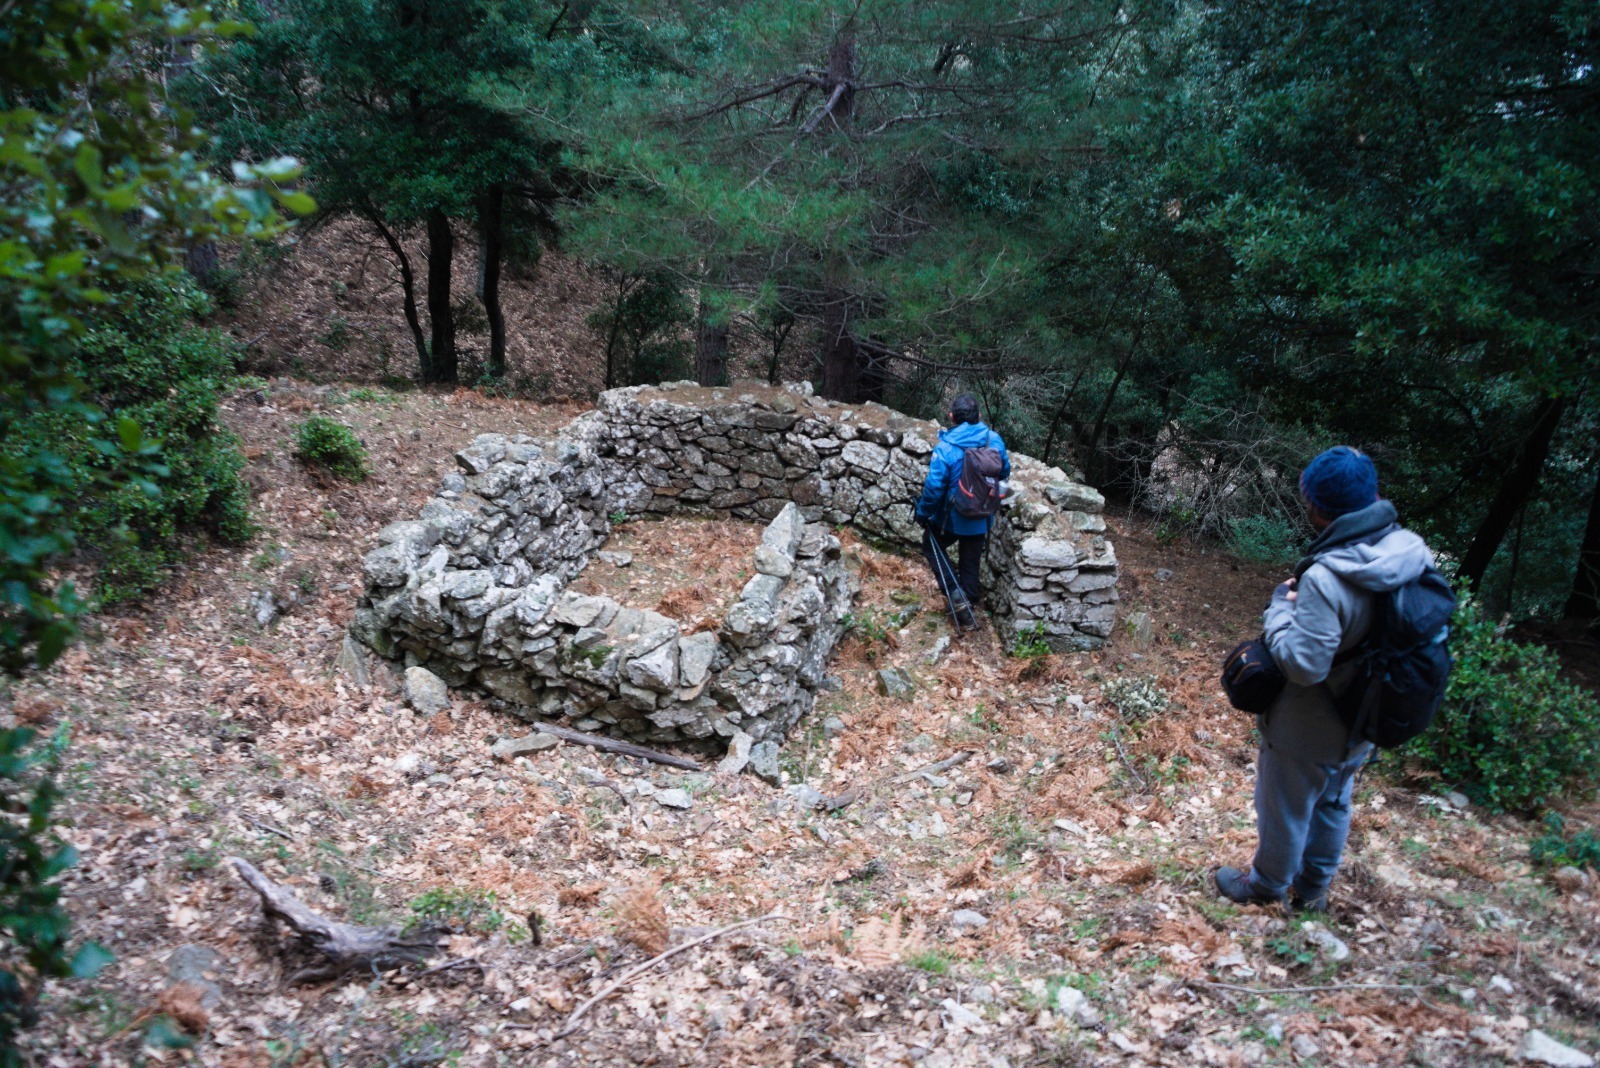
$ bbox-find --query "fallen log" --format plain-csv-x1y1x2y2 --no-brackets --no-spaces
893,749,976,784
230,857,443,984
530,723,703,772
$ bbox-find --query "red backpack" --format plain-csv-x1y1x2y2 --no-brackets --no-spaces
951,446,1005,518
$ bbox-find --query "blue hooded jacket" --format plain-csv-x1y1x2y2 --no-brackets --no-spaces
914,421,1011,536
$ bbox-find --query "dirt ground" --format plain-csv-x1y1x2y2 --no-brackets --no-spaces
5,384,1599,1067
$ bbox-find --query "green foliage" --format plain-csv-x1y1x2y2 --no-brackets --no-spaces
1,726,112,1059
1225,515,1304,567
588,271,693,387
293,417,369,481
906,949,953,975
1009,621,1052,659
407,886,506,936
5,280,255,605
1408,598,1600,812
1,0,303,672
1102,675,1170,723
1529,814,1600,872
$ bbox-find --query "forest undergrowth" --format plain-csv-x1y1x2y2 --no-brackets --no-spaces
5,385,1598,1067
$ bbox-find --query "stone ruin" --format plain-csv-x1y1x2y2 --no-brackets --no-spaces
351,381,1118,754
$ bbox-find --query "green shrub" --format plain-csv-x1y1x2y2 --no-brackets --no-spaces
1225,514,1303,566
2,726,112,1054
1102,674,1170,722
1010,620,1052,658
1529,813,1600,870
0,279,254,605
1407,598,1600,812
293,417,369,480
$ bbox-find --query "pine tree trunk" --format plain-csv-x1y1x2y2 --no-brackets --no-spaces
1460,394,1568,590
425,209,457,383
820,291,860,402
694,292,729,387
478,186,507,379
1565,465,1600,620
368,213,430,378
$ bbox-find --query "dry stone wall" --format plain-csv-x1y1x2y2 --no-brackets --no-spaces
351,381,1117,754
569,381,1118,650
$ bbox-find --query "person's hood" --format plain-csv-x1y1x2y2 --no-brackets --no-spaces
939,422,993,448
1297,499,1433,592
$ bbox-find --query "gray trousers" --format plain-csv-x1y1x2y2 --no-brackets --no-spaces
1248,739,1369,899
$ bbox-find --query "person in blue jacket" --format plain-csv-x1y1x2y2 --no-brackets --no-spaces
913,393,1010,626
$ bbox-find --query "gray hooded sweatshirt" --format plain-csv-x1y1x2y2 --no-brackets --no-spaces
1260,500,1435,763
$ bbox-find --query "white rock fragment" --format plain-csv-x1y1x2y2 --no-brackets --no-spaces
1518,1030,1595,1068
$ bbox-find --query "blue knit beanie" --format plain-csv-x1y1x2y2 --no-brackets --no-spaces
1299,446,1378,517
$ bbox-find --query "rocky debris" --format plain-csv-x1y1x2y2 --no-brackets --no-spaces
717,731,753,775
748,740,782,785
821,716,845,739
1154,567,1174,582
950,909,989,932
654,788,692,810
1291,1035,1321,1059
940,999,985,1031
1518,1030,1595,1067
597,550,633,567
1304,925,1350,962
490,732,559,761
1552,866,1590,894
784,783,826,810
925,635,951,664
1053,985,1100,1028
1445,790,1471,808
252,589,283,628
876,667,915,700
165,944,224,1011
1124,610,1153,647
334,634,370,689
403,666,450,715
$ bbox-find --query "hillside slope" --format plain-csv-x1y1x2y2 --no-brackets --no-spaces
8,385,1599,1067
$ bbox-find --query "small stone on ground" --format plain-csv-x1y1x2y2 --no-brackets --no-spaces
403,666,450,715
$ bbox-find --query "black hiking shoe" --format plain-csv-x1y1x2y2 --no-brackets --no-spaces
955,606,978,631
1290,888,1329,916
1214,866,1284,906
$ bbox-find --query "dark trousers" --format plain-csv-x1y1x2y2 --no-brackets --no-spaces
922,529,986,606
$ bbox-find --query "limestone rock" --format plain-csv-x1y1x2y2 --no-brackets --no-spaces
1518,1030,1594,1067
654,788,693,810
625,639,679,693
335,634,370,689
166,945,224,1010
404,667,450,715
1053,985,1100,1028
490,733,559,761
876,667,915,700
749,740,782,785
718,731,754,775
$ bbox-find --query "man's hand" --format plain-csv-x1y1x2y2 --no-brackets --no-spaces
1274,577,1298,603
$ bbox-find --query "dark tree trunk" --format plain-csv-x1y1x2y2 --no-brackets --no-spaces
477,186,507,379
1461,394,1568,590
425,208,457,383
820,291,860,402
764,310,794,385
694,292,730,387
368,213,430,377
1565,465,1600,619
183,241,218,286
601,272,638,390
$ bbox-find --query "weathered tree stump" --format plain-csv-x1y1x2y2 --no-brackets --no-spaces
230,858,442,984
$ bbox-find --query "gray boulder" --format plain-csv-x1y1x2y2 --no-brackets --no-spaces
403,666,450,715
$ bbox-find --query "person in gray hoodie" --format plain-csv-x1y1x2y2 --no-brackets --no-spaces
1216,446,1435,912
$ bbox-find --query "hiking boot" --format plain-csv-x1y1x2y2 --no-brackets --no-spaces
1214,866,1283,906
955,606,978,631
1290,889,1329,916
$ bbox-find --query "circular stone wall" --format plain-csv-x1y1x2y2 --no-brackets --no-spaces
351,381,1118,752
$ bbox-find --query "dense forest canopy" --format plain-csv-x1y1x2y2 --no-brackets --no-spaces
3,0,1597,667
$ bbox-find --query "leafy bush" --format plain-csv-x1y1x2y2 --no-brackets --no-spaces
1010,620,1052,659
1529,813,1600,871
1,280,255,605
1225,514,1304,566
1102,674,1170,722
1407,598,1600,812
294,417,369,480
2,727,112,1057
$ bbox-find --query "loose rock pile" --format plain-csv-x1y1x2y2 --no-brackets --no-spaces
352,381,1117,753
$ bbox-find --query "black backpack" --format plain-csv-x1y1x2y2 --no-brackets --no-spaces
951,445,1005,518
1335,566,1457,749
